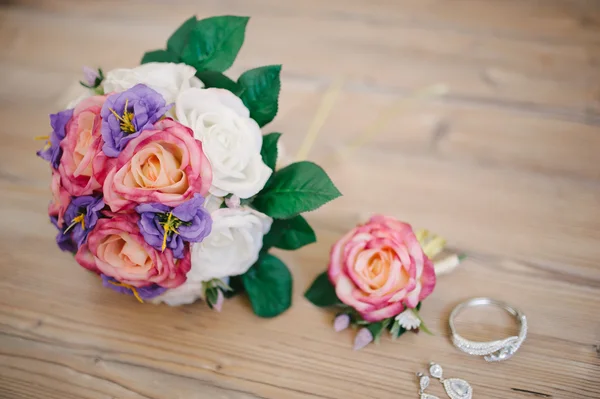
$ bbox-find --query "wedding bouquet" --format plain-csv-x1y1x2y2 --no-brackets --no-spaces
37,15,340,317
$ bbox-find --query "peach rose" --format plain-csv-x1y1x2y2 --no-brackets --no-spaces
329,215,436,322
48,172,71,228
76,212,191,288
58,95,113,196
102,118,212,212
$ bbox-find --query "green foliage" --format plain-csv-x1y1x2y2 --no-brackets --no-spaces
263,215,316,250
237,65,281,126
142,15,248,72
181,16,249,72
141,49,179,64
252,161,341,219
367,321,386,342
260,132,281,171
167,16,198,55
242,253,292,318
304,272,340,307
195,70,239,92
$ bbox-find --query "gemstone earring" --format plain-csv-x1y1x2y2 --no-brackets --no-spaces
428,362,473,399
416,372,440,399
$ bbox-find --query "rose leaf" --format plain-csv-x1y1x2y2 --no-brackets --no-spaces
252,161,341,219
237,65,281,127
241,253,292,318
304,271,340,307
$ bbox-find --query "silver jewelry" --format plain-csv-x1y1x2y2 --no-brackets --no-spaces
449,297,527,362
416,372,439,399
429,362,473,399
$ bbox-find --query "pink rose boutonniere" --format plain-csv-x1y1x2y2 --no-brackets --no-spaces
305,215,464,350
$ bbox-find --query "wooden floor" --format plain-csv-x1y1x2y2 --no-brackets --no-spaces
1,0,600,398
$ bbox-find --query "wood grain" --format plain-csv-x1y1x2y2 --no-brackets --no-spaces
0,1,599,398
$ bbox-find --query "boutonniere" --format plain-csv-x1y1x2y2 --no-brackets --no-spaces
305,215,464,349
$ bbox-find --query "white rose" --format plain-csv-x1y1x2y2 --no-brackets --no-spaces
175,88,272,198
151,280,204,306
189,206,272,282
103,63,203,104
203,194,224,213
152,277,230,307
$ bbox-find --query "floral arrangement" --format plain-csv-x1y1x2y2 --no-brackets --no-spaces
37,15,340,317
305,215,464,349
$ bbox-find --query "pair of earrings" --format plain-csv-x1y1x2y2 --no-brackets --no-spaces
417,362,473,399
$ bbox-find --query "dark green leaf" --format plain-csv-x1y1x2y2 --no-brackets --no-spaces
252,161,341,219
260,132,281,172
242,253,292,318
238,65,281,127
389,320,407,340
195,70,239,92
181,15,249,72
304,271,340,307
205,287,219,308
141,49,180,64
263,215,316,250
367,321,385,342
167,16,198,55
224,275,244,298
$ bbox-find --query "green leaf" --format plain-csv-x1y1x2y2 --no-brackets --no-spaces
389,319,407,340
252,161,341,219
260,132,281,172
241,253,292,318
304,271,340,307
181,15,249,72
195,70,239,92
238,65,281,127
167,16,198,55
263,215,316,250
410,307,434,335
367,321,385,342
141,49,180,64
224,275,244,298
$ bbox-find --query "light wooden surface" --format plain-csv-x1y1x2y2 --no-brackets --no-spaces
1,1,600,398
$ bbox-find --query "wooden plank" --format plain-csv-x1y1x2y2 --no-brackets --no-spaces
0,242,598,398
1,0,599,398
8,0,600,45
1,73,599,183
0,6,598,113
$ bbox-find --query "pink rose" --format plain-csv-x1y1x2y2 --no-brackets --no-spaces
76,212,191,288
48,172,70,228
328,215,436,322
59,95,113,196
103,118,212,212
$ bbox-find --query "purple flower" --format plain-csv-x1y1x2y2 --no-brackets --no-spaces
37,108,74,169
58,195,104,249
135,194,212,258
100,84,172,157
51,215,77,254
101,275,167,302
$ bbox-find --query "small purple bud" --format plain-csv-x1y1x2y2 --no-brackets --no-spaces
225,195,241,209
83,66,100,87
212,290,224,312
333,314,350,332
353,328,373,351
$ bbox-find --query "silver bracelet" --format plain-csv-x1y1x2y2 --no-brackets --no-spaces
449,297,527,362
